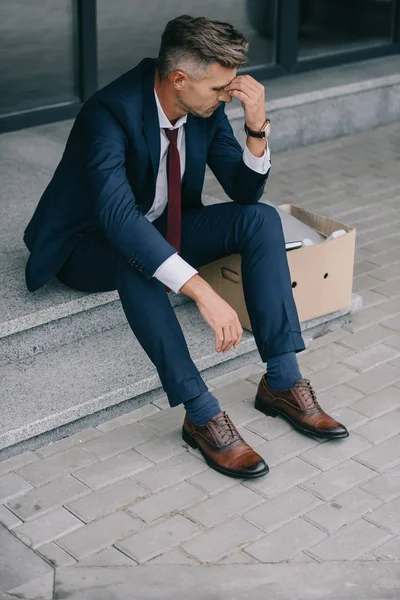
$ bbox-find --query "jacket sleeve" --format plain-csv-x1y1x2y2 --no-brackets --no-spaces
80,99,177,280
206,105,270,205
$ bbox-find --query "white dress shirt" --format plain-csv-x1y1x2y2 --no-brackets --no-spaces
147,89,271,293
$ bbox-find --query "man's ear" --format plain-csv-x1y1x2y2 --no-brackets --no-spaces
170,70,188,91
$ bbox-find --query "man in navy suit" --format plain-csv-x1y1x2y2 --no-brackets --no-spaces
23,15,348,479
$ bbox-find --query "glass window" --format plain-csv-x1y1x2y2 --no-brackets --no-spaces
0,0,77,117
97,1,277,88
298,0,395,59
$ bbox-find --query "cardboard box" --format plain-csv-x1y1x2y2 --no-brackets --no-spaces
198,204,356,331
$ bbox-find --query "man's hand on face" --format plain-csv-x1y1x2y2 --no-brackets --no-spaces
224,75,266,131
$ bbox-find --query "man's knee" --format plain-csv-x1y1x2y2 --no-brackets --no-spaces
241,202,283,238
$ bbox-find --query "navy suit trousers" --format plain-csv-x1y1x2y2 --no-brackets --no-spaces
55,202,306,407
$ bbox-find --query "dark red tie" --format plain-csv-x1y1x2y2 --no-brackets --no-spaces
164,128,181,253
163,128,181,292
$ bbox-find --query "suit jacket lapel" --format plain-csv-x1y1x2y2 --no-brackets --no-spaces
142,59,160,186
183,113,207,192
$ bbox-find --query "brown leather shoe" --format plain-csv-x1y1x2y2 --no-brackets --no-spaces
182,411,269,478
255,375,349,439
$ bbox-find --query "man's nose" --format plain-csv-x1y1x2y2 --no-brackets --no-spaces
218,90,232,103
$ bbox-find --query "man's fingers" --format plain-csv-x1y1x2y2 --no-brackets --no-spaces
215,328,224,352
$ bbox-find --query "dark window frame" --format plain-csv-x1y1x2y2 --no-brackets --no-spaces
1,0,399,133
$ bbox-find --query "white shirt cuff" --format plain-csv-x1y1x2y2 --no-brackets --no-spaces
243,143,271,175
152,253,198,294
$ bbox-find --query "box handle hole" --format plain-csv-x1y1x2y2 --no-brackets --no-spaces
292,281,297,288
324,273,329,279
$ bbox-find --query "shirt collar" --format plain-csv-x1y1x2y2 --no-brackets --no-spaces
154,88,187,130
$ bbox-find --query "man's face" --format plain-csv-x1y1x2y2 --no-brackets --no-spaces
175,62,236,118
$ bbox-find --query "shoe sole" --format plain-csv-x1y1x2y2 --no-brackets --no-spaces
254,396,350,439
182,427,269,479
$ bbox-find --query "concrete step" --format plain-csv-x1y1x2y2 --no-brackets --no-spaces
0,275,189,366
0,292,361,457
0,301,257,453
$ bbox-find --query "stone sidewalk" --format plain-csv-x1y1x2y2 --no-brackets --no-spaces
1,123,400,599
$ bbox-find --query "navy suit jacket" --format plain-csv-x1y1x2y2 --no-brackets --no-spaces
23,57,270,292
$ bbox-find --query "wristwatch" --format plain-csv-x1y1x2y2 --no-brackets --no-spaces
244,119,271,139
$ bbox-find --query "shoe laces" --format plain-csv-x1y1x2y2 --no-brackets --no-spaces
213,411,242,445
294,379,321,410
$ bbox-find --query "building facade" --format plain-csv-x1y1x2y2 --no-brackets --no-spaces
1,0,399,133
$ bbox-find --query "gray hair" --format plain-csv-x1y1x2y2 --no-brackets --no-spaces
158,14,248,80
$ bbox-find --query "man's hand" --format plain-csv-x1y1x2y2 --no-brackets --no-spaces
180,274,243,353
224,75,266,132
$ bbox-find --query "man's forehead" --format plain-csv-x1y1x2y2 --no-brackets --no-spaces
205,65,236,86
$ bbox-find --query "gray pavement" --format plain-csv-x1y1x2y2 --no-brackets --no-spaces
1,122,400,598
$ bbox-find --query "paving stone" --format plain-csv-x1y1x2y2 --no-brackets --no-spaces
0,524,53,594
0,451,38,477
305,364,357,392
0,504,23,529
237,425,266,448
65,478,147,522
346,363,400,394
365,496,400,535
350,386,400,418
147,549,198,565
36,541,77,567
344,306,391,333
80,422,152,461
378,298,400,315
386,334,400,351
57,511,142,560
77,547,136,566
300,460,375,500
127,481,206,523
289,551,318,563
218,550,259,564
181,516,263,564
96,404,160,433
341,344,400,373
35,428,102,459
221,397,261,426
16,447,97,487
308,519,391,561
134,430,188,463
244,457,320,499
328,406,368,430
187,468,239,496
139,405,186,435
389,354,400,369
244,517,326,563
299,434,372,471
212,379,258,406
245,415,292,441
338,324,397,351
382,316,400,331
372,278,400,300
354,410,400,444
133,452,207,494
13,507,83,549
361,466,400,502
354,434,400,472
185,484,264,528
5,474,89,521
315,384,364,412
371,536,400,561
243,486,323,533
0,472,33,503
298,344,355,371
116,514,201,563
354,274,384,293
304,487,382,533
305,328,351,351
73,450,153,490
255,432,320,468
206,364,264,389
357,289,389,308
